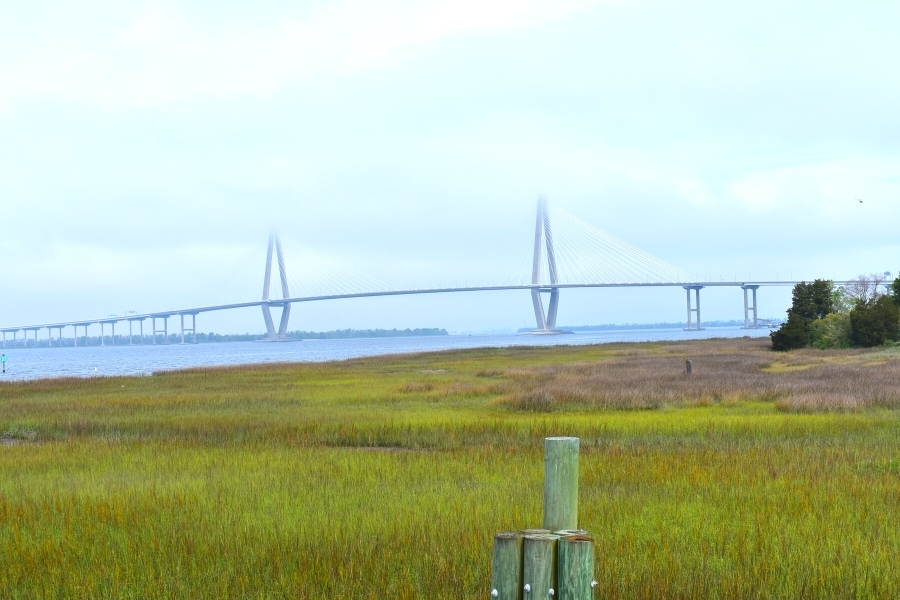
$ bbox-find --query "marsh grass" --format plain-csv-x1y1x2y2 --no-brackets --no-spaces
2,338,900,598
495,338,900,412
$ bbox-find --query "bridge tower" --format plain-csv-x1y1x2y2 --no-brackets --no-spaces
262,234,292,340
531,197,561,333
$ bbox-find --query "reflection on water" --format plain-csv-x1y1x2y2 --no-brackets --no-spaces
0,327,771,382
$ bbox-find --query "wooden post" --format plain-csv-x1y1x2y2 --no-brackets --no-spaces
557,536,596,600
523,534,559,598
544,437,579,531
491,532,524,600
685,359,692,374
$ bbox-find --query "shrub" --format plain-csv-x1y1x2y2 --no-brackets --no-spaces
809,312,852,349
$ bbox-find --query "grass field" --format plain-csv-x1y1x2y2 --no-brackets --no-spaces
2,337,900,598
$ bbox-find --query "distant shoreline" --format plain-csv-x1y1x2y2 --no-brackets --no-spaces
518,319,779,333
0,327,450,349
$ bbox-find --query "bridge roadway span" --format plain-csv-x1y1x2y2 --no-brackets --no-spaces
2,280,810,347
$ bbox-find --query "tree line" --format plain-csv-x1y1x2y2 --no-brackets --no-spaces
771,274,900,350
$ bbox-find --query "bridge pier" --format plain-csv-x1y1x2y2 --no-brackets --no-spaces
684,286,704,330
180,313,197,344
128,318,146,345
742,285,761,328
99,322,117,346
25,328,40,347
48,326,62,347
73,323,90,347
152,316,169,345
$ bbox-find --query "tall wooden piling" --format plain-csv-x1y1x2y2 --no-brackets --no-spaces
522,534,559,598
543,436,580,531
557,536,595,600
491,532,524,600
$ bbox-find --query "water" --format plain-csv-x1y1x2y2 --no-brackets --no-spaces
0,327,772,381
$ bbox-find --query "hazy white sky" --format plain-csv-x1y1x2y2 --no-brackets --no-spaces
2,0,898,333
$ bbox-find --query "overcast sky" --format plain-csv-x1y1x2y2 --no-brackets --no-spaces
2,0,898,334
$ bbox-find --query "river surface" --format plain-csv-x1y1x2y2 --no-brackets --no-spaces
0,326,772,381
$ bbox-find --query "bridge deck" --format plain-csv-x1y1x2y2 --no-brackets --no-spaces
1,280,829,332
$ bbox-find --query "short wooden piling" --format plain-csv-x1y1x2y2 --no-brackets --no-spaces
522,534,559,598
491,532,524,600
544,437,580,531
557,536,595,600
685,359,692,374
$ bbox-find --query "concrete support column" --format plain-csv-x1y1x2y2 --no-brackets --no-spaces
152,317,169,344
178,313,197,345
684,286,704,330
111,322,116,346
100,323,105,347
742,285,760,328
73,324,88,347
25,329,35,347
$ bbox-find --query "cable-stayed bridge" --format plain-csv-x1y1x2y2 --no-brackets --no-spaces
2,199,802,347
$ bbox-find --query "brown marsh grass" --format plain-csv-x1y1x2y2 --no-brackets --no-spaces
494,337,900,412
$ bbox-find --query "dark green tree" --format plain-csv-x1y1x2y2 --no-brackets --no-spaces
770,311,809,351
849,295,900,347
891,276,900,306
770,280,835,350
791,280,835,323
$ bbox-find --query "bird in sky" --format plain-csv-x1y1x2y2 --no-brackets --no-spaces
858,199,863,203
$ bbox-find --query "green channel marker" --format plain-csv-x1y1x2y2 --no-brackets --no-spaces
522,534,559,598
557,536,596,600
543,437,579,531
491,532,524,600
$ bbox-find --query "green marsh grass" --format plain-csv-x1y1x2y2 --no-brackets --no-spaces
2,338,900,597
